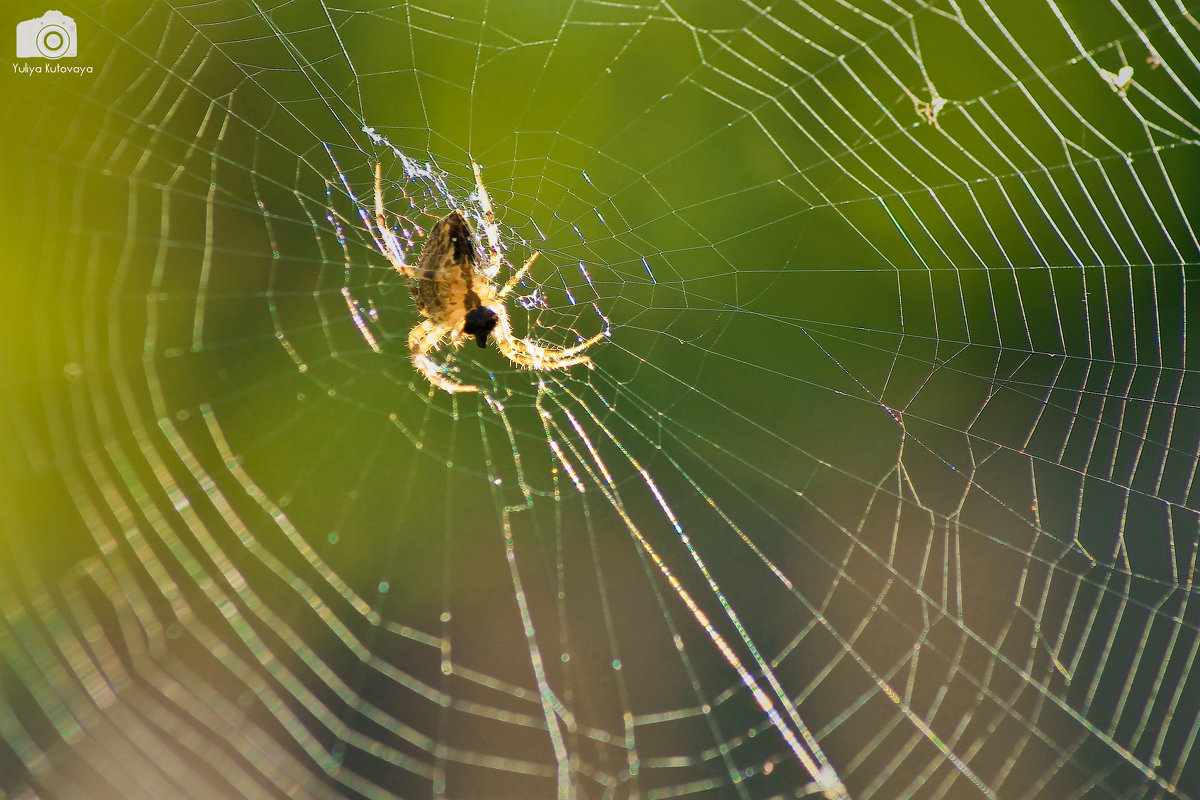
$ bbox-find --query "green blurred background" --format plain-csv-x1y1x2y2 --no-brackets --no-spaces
2,1,1198,798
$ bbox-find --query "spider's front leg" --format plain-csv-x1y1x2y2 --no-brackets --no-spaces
409,319,479,394
374,163,412,278
472,161,503,268
496,251,541,300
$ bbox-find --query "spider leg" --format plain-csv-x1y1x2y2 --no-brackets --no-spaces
470,162,543,292
471,162,495,225
494,336,597,372
496,251,540,300
409,318,479,394
542,330,606,360
374,163,409,275
472,162,505,268
527,351,595,370
374,162,385,223
490,308,603,373
551,354,595,370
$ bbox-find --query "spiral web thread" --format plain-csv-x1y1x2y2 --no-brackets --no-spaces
2,2,1199,799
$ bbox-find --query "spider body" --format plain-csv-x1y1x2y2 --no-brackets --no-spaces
408,210,481,319
372,163,604,393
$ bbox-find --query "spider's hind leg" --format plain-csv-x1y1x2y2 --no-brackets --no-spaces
374,163,413,277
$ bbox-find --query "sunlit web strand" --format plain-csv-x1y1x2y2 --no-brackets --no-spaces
528,382,852,799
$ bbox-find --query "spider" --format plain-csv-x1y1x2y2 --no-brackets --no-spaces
372,162,604,394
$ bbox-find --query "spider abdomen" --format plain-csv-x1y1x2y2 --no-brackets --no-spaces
411,211,478,323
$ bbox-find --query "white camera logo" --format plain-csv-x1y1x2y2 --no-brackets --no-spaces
16,10,77,59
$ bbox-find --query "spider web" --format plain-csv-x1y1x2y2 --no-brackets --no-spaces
2,1,1199,799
